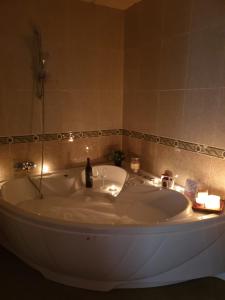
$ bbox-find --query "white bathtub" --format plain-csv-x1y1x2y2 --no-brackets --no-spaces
0,165,225,291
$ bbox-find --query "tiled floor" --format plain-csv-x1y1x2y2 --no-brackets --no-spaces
0,246,225,300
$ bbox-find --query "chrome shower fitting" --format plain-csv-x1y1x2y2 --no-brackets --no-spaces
14,161,37,171
32,27,47,98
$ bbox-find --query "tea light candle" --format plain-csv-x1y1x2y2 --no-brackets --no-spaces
108,185,117,192
204,195,221,210
196,191,208,205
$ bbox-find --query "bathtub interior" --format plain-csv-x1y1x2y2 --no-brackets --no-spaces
81,165,128,195
0,166,191,225
1,165,127,201
1,171,78,204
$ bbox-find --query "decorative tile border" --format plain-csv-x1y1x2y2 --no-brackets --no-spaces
38,133,58,142
0,137,10,144
123,130,225,160
0,128,224,160
0,129,123,145
159,137,175,148
13,135,34,143
177,140,198,152
101,129,122,136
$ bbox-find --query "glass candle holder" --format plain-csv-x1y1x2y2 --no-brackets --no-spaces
130,157,140,173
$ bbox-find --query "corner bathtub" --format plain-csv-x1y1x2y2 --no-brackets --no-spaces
0,166,225,291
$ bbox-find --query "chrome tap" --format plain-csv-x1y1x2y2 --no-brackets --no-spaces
14,161,37,171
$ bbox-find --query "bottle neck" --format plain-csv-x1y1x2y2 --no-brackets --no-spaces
86,158,91,167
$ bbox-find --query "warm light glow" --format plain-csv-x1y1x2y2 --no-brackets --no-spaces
196,191,208,205
68,133,74,142
106,184,119,196
42,164,49,174
153,178,161,186
174,185,184,193
130,158,140,173
195,192,221,210
205,195,221,210
108,185,117,192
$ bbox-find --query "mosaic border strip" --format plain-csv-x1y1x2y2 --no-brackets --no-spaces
123,130,225,160
0,129,123,145
0,128,224,160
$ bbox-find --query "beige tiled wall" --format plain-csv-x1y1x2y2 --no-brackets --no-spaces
124,0,225,195
0,0,123,135
0,0,123,178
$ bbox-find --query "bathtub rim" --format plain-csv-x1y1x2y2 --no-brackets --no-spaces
1,166,225,235
0,194,225,236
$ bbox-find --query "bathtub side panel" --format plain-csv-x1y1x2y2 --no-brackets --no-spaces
1,208,225,290
0,211,57,272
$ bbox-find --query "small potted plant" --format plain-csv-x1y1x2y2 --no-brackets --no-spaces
111,150,125,167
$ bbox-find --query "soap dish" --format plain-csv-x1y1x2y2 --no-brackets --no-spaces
192,200,225,214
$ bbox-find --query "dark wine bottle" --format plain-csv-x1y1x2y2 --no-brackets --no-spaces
85,158,93,188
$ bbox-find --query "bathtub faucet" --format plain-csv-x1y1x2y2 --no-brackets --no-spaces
14,161,37,171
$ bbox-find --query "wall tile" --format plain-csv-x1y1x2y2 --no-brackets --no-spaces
187,26,225,89
96,49,123,90
139,38,161,90
100,135,122,160
182,89,220,146
69,47,99,90
0,0,31,37
44,42,71,90
124,48,140,71
99,90,123,129
209,157,225,197
2,90,38,136
159,35,189,90
44,91,66,133
0,89,9,136
68,0,97,48
123,91,139,131
0,145,13,181
158,90,184,139
0,35,33,90
191,0,225,31
124,3,140,48
213,88,225,149
61,90,100,132
122,136,143,158
138,140,158,174
162,0,192,37
133,91,159,134
139,0,164,41
124,70,140,93
96,6,124,50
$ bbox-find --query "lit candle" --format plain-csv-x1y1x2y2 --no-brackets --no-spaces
68,133,74,142
107,184,119,197
204,195,221,210
130,157,140,173
108,185,117,192
196,191,208,205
